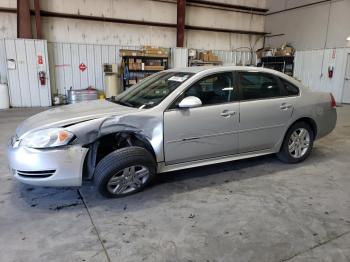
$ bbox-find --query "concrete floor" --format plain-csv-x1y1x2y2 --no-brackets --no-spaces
0,106,349,262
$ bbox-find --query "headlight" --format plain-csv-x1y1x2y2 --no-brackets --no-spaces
21,128,74,149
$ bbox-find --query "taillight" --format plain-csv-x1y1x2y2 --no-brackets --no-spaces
330,93,336,108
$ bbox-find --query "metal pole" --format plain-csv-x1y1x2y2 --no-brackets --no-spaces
17,0,32,38
176,0,186,47
34,0,42,39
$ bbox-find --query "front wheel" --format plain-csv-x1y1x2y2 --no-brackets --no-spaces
277,122,314,163
94,147,156,198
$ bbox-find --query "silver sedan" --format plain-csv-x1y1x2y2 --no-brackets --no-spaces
7,66,337,198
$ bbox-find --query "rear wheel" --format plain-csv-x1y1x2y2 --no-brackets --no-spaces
277,122,314,163
94,147,156,198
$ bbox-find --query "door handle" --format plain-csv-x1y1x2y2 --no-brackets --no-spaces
220,110,236,117
280,103,292,110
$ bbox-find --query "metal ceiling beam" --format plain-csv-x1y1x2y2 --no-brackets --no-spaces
36,10,268,36
186,0,268,13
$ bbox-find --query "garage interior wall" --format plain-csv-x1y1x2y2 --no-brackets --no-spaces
0,0,266,50
0,0,266,106
265,0,350,103
0,39,51,107
48,43,254,96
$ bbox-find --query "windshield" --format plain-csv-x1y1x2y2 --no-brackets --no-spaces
112,72,194,109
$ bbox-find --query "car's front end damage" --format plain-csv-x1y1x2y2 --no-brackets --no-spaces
7,99,163,187
8,139,88,186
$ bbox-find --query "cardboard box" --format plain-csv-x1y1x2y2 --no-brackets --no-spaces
199,52,209,62
283,46,294,56
256,47,273,59
208,53,219,62
148,61,162,66
144,65,165,71
129,63,142,70
128,79,137,85
120,49,143,57
143,46,168,57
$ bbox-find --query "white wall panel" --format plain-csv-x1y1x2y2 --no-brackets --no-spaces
86,44,96,87
0,39,7,84
48,42,142,95
5,39,21,107
34,40,51,106
78,44,88,89
170,48,188,68
62,43,73,90
25,41,41,106
265,0,350,49
294,48,350,103
2,39,51,107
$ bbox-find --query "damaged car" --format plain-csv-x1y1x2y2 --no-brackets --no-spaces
7,66,337,198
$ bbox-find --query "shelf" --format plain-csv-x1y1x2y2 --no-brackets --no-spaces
189,60,222,65
261,56,294,63
122,55,169,59
128,69,163,72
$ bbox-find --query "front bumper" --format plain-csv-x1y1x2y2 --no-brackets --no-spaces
7,141,88,187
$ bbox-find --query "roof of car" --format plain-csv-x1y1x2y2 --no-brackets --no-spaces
166,65,305,90
166,65,280,74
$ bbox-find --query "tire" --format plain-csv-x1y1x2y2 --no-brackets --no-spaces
94,146,156,198
277,121,314,164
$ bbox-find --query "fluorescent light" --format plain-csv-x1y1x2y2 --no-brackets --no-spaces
347,35,350,41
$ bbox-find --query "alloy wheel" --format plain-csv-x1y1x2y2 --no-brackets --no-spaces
107,165,150,195
288,128,310,158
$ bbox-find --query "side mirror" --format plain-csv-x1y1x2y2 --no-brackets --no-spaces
178,96,202,108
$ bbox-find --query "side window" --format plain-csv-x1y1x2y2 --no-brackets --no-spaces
183,72,235,106
280,78,300,96
239,72,281,100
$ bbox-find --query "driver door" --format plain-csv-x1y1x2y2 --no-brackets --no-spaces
163,72,239,165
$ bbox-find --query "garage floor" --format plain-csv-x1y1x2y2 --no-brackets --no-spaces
0,106,349,262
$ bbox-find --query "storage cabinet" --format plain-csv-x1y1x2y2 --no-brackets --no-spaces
121,55,168,89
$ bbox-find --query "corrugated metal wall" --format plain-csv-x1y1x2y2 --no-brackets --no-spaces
0,40,261,107
170,48,188,68
48,43,257,96
294,48,350,103
212,50,255,66
1,39,51,107
48,42,141,95
0,39,7,84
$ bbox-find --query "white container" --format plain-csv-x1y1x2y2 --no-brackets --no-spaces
0,83,10,109
105,74,123,98
104,73,119,98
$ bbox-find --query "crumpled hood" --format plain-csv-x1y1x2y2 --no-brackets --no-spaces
16,100,140,137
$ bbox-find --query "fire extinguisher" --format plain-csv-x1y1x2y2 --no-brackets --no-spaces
328,66,334,78
38,71,46,85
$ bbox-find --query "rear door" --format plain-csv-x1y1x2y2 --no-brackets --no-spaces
237,71,297,153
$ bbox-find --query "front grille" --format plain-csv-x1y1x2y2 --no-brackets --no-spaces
16,170,56,178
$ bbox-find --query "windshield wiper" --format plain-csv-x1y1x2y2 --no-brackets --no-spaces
113,100,134,108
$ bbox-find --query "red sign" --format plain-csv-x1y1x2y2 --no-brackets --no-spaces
37,55,43,65
79,63,87,72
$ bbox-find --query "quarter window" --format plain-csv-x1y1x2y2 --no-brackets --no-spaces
280,78,300,96
183,72,235,106
239,72,281,100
